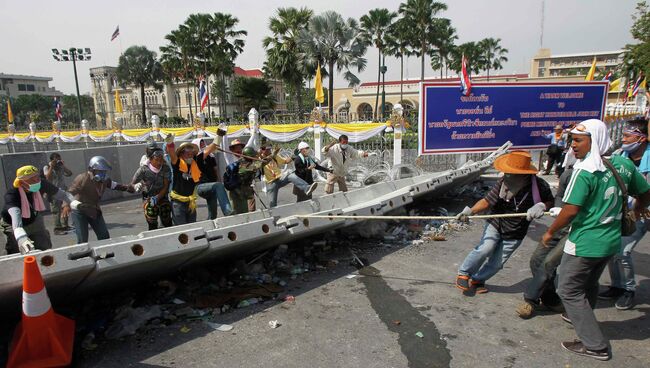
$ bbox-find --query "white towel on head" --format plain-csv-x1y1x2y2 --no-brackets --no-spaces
571,119,612,173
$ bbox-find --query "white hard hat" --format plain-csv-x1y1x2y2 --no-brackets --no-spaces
298,141,310,150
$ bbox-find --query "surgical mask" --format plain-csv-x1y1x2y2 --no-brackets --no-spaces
28,182,41,193
340,144,349,150
184,158,193,165
93,171,107,182
621,141,642,153
503,174,527,194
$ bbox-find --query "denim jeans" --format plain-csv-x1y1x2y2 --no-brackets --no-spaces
458,223,523,282
267,173,310,208
607,218,647,292
72,210,110,244
196,182,233,219
171,200,197,225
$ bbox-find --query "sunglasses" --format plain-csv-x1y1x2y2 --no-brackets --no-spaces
624,127,647,138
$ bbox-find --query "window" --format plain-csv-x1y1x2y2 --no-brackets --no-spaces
18,84,26,91
26,84,35,92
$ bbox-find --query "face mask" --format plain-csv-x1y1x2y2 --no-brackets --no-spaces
93,171,107,182
184,158,193,165
621,141,642,153
503,174,527,194
28,182,41,193
340,144,349,150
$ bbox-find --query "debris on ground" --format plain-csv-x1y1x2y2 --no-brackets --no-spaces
268,320,281,329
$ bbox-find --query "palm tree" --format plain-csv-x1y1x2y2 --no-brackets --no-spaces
263,7,313,119
398,0,448,81
385,18,413,103
298,11,368,117
116,45,163,124
478,38,508,81
450,42,483,76
160,26,198,118
429,19,457,78
360,8,397,119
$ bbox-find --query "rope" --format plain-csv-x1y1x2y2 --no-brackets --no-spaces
295,212,551,221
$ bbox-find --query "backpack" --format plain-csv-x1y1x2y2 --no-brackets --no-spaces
223,161,241,191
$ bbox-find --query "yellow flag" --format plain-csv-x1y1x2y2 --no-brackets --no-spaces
641,78,647,90
608,78,621,92
585,56,597,81
7,100,14,123
314,62,324,104
114,89,123,114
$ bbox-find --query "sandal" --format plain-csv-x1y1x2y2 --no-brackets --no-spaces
471,280,488,294
456,275,470,291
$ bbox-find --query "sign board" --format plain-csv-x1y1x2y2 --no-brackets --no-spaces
418,82,608,154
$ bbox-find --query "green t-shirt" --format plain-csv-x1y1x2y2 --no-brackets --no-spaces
563,155,650,257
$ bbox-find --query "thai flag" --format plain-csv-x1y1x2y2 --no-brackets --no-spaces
199,77,208,111
632,74,643,96
111,26,120,42
602,71,612,81
54,98,63,121
623,81,632,103
460,54,472,96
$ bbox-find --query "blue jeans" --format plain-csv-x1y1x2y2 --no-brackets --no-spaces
72,210,110,244
607,218,647,292
267,173,310,208
196,182,233,219
458,223,523,282
171,200,197,225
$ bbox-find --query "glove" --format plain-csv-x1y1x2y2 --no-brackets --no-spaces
217,124,227,136
456,206,473,223
133,183,143,193
164,133,175,143
13,228,34,254
70,200,82,210
149,196,158,207
549,207,562,218
526,202,547,221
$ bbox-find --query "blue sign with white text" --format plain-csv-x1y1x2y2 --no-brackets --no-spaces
418,82,608,154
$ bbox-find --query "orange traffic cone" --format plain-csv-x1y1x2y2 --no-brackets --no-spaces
7,256,75,368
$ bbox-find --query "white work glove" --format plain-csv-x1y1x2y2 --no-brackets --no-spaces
456,206,473,223
14,227,35,254
164,133,175,143
133,183,143,193
70,200,82,211
526,202,547,221
549,207,562,218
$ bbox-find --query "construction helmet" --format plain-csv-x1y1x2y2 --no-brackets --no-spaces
88,156,112,171
242,147,257,158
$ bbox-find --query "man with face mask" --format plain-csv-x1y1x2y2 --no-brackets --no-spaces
65,156,135,244
598,118,650,310
455,151,554,294
322,135,369,194
1,165,77,254
544,119,650,360
294,142,332,202
131,147,172,230
259,143,317,207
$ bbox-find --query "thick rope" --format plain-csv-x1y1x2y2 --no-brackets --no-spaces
295,212,551,221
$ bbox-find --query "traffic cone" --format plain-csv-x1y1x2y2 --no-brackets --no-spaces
7,256,75,368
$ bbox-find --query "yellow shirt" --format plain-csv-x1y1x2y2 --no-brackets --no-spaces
263,154,292,183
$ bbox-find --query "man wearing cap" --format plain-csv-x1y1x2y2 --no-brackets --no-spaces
455,151,554,294
165,135,220,225
543,125,567,175
192,137,233,219
260,143,317,208
544,119,650,360
322,135,369,194
598,118,650,310
131,146,172,230
294,142,332,202
65,156,135,244
1,165,77,254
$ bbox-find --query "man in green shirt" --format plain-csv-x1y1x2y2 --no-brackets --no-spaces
544,119,650,361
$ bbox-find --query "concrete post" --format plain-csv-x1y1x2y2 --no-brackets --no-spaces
314,124,322,161
391,104,405,167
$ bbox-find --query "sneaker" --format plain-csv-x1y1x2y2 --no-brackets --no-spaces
598,287,625,300
561,340,610,361
456,275,470,291
53,228,67,236
561,312,572,324
544,303,565,313
516,301,536,319
470,280,488,294
306,183,318,196
615,291,635,310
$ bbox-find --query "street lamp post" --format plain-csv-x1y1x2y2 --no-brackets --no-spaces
52,47,91,123
380,54,387,120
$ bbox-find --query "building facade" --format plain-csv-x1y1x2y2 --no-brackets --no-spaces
530,48,625,78
89,66,286,128
0,73,63,98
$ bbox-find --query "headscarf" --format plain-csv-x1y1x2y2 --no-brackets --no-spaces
570,119,612,173
13,165,46,217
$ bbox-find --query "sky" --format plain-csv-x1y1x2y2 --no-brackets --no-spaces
0,0,640,95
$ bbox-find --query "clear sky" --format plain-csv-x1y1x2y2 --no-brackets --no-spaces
0,0,639,95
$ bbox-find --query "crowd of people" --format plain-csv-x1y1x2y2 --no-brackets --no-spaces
1,128,368,253
455,118,650,361
1,117,649,361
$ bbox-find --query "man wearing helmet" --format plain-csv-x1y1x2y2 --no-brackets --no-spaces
1,165,77,254
64,156,135,244
131,146,172,230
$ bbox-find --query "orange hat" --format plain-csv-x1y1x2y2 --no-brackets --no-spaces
494,151,538,174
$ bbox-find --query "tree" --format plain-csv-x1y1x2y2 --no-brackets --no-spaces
398,0,448,81
360,8,397,118
160,25,199,117
116,46,163,124
385,18,414,103
263,7,313,119
429,19,457,78
623,2,650,79
61,94,96,124
478,38,508,81
232,77,276,111
450,42,483,76
298,11,368,117
4,95,52,127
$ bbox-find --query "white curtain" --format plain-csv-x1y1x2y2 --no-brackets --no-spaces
325,125,386,143
259,127,310,142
